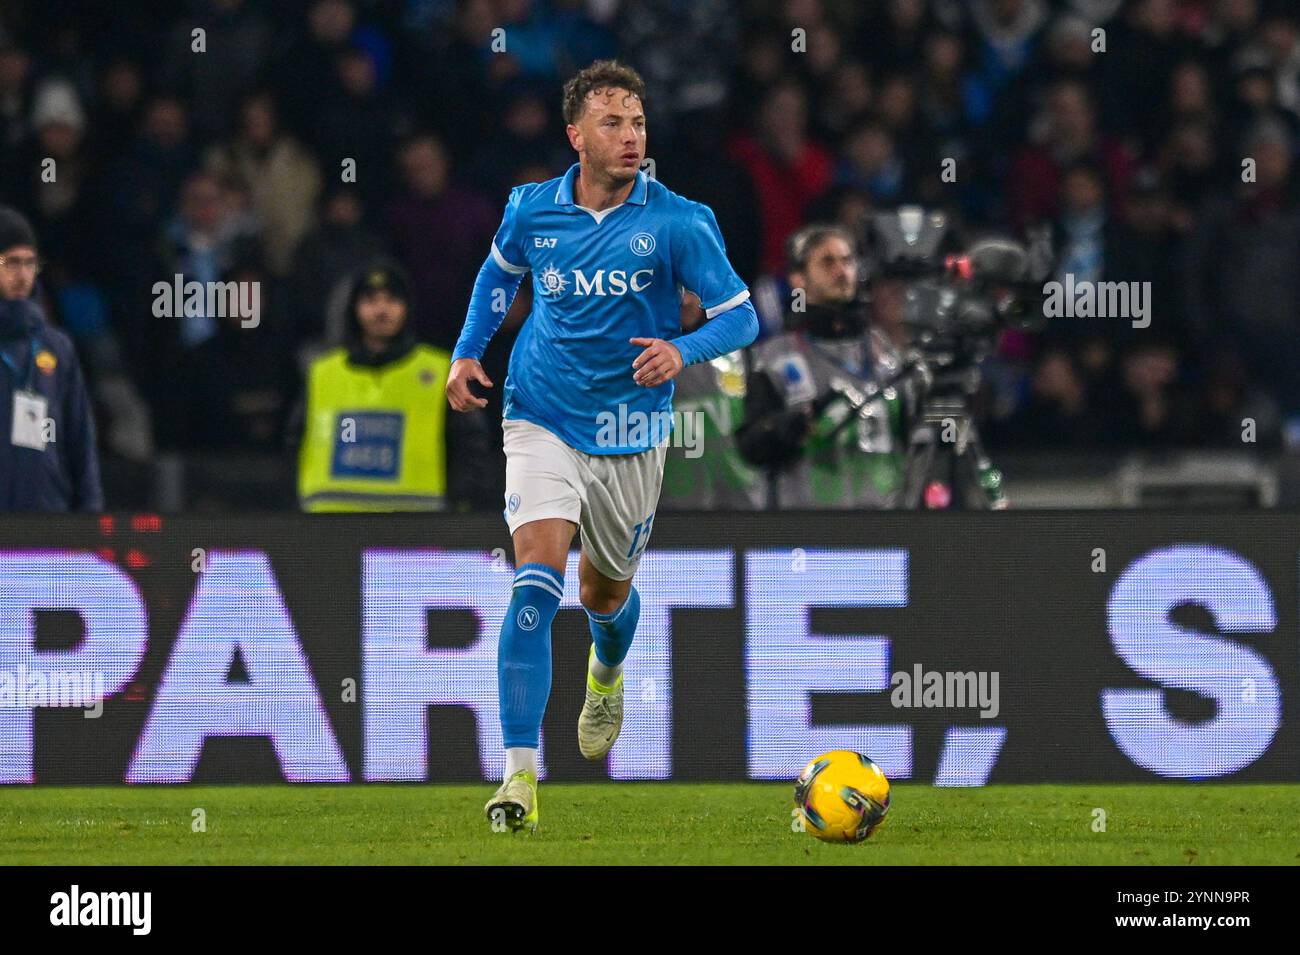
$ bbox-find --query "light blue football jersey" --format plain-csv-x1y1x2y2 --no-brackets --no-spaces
488,163,751,454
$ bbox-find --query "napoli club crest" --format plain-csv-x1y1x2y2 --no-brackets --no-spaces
630,232,656,256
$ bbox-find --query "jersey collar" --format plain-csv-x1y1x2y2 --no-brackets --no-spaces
554,162,649,210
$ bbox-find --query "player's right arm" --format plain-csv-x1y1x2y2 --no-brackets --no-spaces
447,186,531,411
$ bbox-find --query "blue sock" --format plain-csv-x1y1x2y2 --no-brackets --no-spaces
499,563,564,749
586,586,640,670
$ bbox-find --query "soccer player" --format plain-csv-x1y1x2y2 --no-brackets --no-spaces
446,60,759,832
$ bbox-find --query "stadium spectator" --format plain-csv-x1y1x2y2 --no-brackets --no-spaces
409,0,499,161
467,81,570,199
987,13,1097,151
992,344,1103,449
861,0,936,77
0,39,33,159
616,0,735,145
1166,59,1219,135
286,184,386,351
273,0,356,140
815,58,874,144
1099,338,1201,448
1093,0,1190,148
1198,344,1281,447
159,0,273,144
146,170,262,448
206,91,323,276
90,58,146,168
1258,7,1300,118
960,0,1050,123
159,170,257,349
179,252,296,451
1184,118,1300,417
7,80,97,281
916,29,975,153
1052,165,1108,290
1104,168,1184,336
1224,46,1300,158
837,120,909,203
1158,117,1220,228
728,81,834,274
384,133,495,349
876,71,924,150
308,45,412,206
101,95,198,255
1006,78,1133,229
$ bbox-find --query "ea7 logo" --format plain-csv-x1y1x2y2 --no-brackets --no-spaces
534,237,558,248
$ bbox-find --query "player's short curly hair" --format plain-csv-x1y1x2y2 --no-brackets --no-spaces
562,60,646,125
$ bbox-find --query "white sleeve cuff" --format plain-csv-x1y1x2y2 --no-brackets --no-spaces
491,242,529,275
703,288,751,319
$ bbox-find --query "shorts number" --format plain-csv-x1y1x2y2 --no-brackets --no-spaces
626,511,656,559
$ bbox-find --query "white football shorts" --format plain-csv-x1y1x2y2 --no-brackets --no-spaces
502,417,668,581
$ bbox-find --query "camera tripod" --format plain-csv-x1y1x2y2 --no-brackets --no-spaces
897,361,1006,510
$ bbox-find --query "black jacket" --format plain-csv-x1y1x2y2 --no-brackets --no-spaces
0,297,102,511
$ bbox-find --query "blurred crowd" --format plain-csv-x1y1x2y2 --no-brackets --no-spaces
1,0,1299,491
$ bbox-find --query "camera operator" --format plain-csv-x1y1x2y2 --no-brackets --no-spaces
736,224,909,508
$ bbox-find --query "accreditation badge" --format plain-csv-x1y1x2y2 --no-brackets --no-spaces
11,389,49,451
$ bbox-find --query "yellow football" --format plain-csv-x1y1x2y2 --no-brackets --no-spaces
793,750,891,843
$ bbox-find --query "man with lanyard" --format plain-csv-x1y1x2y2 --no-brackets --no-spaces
0,206,102,512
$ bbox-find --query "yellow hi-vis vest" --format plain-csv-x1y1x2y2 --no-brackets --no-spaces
298,344,450,512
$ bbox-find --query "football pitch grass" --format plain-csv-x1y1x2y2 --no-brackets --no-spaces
1,783,1297,865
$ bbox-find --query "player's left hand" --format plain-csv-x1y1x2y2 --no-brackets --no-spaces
630,337,684,387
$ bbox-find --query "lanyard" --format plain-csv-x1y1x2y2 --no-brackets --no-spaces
0,335,39,391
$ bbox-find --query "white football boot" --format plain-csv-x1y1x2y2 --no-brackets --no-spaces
578,644,624,760
484,770,538,833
